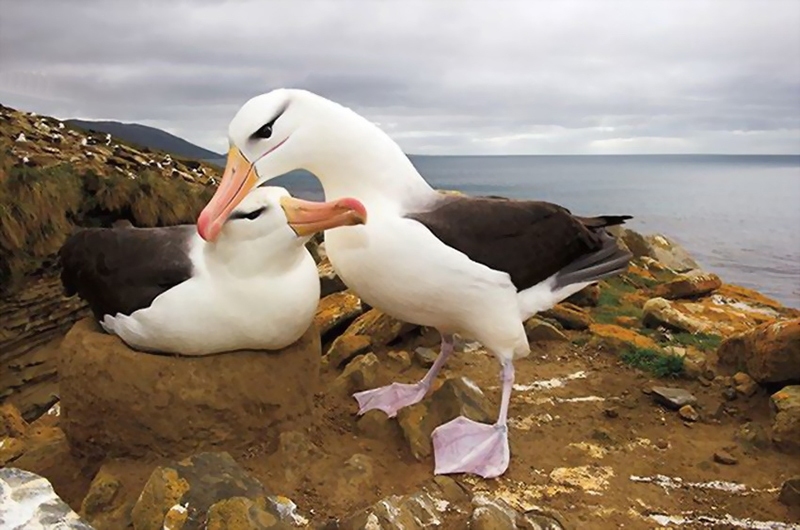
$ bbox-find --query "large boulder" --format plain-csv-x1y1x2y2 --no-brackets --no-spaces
714,318,800,384
642,297,712,334
770,385,800,454
653,270,722,300
617,229,699,272
0,467,93,529
131,451,300,530
58,318,320,458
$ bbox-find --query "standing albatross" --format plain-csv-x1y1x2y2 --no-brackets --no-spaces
60,185,366,356
196,89,633,478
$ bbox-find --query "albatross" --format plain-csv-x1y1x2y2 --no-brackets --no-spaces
60,185,366,356
196,89,633,478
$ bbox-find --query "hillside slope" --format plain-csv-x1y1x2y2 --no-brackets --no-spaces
0,102,221,419
65,119,223,162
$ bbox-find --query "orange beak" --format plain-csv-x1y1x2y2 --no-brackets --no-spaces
197,146,258,241
280,196,367,236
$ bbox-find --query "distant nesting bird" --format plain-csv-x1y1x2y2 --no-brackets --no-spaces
60,185,366,355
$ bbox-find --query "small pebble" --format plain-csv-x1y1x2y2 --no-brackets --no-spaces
713,449,738,465
655,439,669,450
603,407,619,419
722,387,738,401
678,404,699,422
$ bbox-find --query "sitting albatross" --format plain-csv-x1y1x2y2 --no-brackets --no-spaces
60,185,366,356
196,89,633,478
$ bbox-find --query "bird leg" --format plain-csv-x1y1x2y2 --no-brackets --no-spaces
353,333,454,418
430,359,514,478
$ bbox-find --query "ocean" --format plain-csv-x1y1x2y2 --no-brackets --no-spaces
271,155,800,309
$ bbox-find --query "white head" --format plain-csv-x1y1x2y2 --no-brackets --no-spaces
208,185,367,267
197,89,431,242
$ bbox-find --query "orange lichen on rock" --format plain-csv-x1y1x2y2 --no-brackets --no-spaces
589,323,660,351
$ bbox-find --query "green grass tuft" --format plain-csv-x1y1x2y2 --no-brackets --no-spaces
621,346,684,378
671,332,722,352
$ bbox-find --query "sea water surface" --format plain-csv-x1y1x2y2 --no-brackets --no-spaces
272,155,800,308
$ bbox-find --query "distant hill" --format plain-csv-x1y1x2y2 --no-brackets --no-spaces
65,119,224,163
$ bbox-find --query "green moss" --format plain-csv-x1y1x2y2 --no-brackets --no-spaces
621,346,684,378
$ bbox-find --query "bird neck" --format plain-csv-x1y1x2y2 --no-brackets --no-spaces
202,234,308,278
299,93,437,210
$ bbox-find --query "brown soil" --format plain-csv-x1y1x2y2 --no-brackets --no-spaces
19,327,800,529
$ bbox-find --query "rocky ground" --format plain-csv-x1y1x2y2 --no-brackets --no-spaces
2,229,800,529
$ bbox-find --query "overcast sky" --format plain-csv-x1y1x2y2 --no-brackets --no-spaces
1,0,798,155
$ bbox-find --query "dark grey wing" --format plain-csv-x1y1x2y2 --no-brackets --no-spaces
406,194,632,291
59,224,196,319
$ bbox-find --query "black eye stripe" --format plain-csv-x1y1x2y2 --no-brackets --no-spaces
228,206,267,221
249,102,289,141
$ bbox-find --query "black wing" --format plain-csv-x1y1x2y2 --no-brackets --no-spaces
59,224,196,319
406,194,632,291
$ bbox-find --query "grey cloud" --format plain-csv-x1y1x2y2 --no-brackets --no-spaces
1,0,798,155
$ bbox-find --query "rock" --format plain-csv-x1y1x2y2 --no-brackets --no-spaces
58,318,320,458
205,496,287,529
470,503,516,529
589,323,660,351
337,454,375,490
0,403,28,438
713,449,738,465
651,386,697,410
414,347,439,368
386,350,412,369
398,377,493,461
732,372,759,397
11,424,71,472
653,270,722,300
735,422,771,452
0,437,26,465
524,318,568,342
0,467,93,529
80,464,132,530
314,291,363,336
603,407,619,419
357,410,399,440
722,387,738,401
678,404,699,422
335,353,380,394
318,258,347,297
131,452,297,530
325,334,372,369
619,229,699,272
344,308,417,346
520,511,565,530
338,476,465,529
540,303,591,330
770,385,800,454
642,297,711,334
565,284,600,307
778,476,800,507
278,430,322,463
715,318,800,384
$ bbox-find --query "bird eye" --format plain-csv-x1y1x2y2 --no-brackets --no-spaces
253,123,272,139
228,206,267,221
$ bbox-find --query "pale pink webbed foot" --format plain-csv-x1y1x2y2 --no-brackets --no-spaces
353,382,429,418
431,416,510,478
353,334,454,418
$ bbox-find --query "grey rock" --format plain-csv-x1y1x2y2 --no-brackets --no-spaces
778,476,800,507
0,467,94,529
651,386,697,410
414,347,439,368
